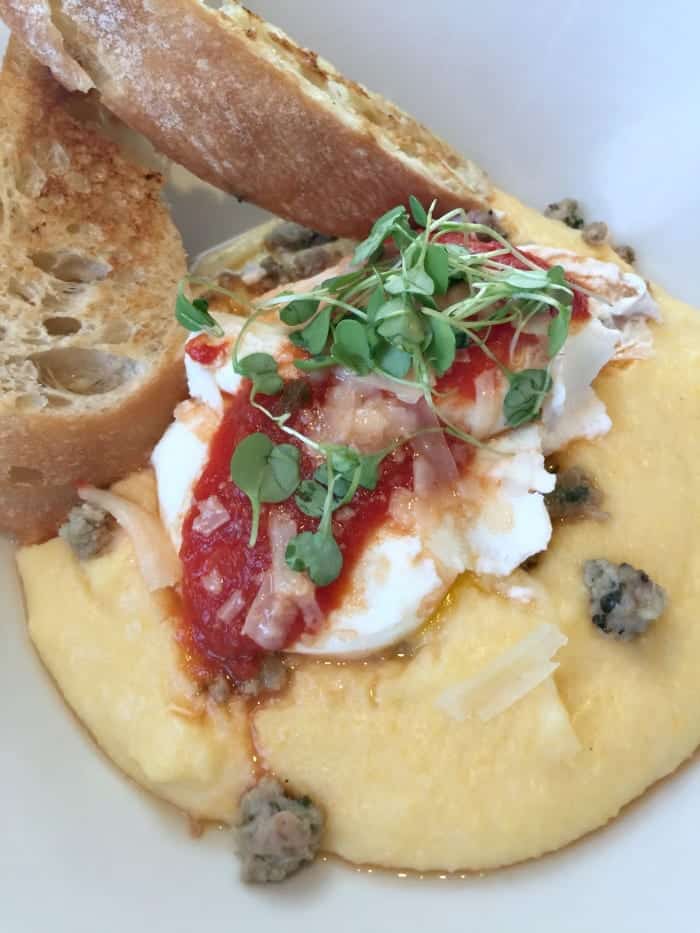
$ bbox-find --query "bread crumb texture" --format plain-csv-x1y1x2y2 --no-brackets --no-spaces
2,0,490,236
0,43,184,412
0,40,186,540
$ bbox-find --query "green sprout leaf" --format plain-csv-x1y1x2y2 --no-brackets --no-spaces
312,465,351,500
356,452,382,490
234,352,283,396
499,268,551,290
373,340,412,378
230,433,300,546
424,243,450,295
375,299,426,351
454,329,470,349
331,319,372,374
547,304,572,358
385,266,435,297
545,266,574,357
425,317,456,376
326,447,382,492
291,306,331,356
285,530,343,587
409,195,428,227
503,369,553,428
175,287,223,337
260,444,302,502
366,286,386,323
322,269,366,293
294,355,335,373
352,205,411,265
280,297,320,326
294,479,329,518
287,464,345,586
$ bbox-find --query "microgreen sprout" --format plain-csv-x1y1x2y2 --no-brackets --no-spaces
178,198,587,588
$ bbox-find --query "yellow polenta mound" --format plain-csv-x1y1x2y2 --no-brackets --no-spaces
17,472,253,822
17,196,700,871
254,199,700,871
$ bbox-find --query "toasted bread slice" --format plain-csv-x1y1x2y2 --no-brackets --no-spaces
0,39,187,543
0,1,492,238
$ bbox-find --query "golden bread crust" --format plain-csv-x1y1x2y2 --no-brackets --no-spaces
0,0,492,237
0,40,187,542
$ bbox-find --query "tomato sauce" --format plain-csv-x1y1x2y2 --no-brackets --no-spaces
179,374,414,683
435,324,537,401
186,334,228,366
179,233,589,683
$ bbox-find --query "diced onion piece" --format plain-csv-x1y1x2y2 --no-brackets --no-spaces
315,379,421,452
338,369,424,405
201,567,223,594
191,495,229,536
411,399,458,497
436,623,567,722
217,589,245,624
469,369,505,438
242,575,291,650
78,485,180,591
242,515,322,650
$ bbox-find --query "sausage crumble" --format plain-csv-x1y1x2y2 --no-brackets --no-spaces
544,198,584,229
544,197,636,262
58,502,112,560
234,778,324,883
583,559,667,640
465,208,507,240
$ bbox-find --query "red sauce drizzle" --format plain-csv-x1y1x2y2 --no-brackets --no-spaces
179,234,589,682
186,334,228,366
435,324,537,400
179,374,414,682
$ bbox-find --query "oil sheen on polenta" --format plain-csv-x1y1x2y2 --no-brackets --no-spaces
17,196,700,871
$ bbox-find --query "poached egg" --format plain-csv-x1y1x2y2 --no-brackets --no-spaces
152,251,660,659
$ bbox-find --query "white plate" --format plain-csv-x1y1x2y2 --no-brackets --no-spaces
2,4,699,931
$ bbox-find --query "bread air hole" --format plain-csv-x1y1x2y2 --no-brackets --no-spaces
8,466,43,485
30,347,142,396
30,249,112,284
43,315,82,336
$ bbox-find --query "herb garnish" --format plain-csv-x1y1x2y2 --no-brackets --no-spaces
230,433,300,546
180,199,581,588
175,285,224,337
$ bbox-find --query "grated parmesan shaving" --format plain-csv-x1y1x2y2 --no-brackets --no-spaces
436,623,567,722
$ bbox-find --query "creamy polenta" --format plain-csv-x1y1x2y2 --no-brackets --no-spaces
17,195,700,872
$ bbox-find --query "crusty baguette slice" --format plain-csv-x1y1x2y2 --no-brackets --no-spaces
0,39,187,544
0,0,492,238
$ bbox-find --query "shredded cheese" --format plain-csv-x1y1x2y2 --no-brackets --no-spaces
78,485,180,591
436,623,567,723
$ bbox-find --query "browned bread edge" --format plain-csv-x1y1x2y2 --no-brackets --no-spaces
0,40,187,543
0,0,492,238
